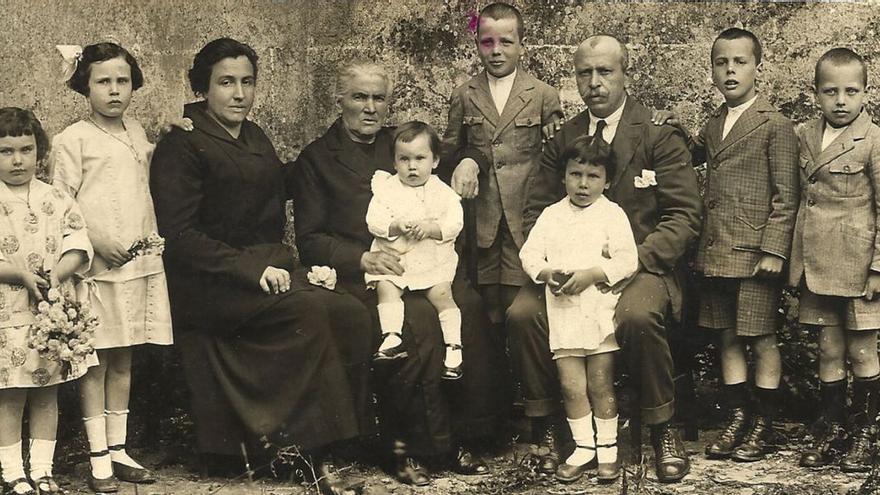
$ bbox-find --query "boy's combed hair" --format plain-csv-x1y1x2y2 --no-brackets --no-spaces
815,47,868,88
393,121,440,157
560,135,616,180
712,27,762,65
336,61,393,98
67,42,144,96
479,2,524,39
189,38,259,95
0,108,50,161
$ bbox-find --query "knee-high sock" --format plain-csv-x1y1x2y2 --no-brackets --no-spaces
595,415,618,464
83,413,113,479
377,302,405,350
565,413,596,466
28,438,55,480
106,409,144,469
439,308,462,367
0,441,25,483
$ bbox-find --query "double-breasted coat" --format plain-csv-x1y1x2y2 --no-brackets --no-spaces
691,96,800,278
441,69,562,250
789,110,880,296
150,102,373,454
290,119,503,456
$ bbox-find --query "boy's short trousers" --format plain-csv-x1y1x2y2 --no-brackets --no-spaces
799,285,880,331
478,215,527,286
698,276,782,337
552,334,620,360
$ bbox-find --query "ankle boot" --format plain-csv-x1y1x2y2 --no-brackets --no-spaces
650,422,689,483
533,417,561,474
842,375,880,473
800,379,847,468
732,387,779,462
706,407,750,459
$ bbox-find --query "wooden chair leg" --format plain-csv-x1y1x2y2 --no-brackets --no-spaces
629,413,642,464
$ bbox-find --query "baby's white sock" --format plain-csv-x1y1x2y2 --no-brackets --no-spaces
377,302,405,351
439,308,462,368
28,438,55,480
84,413,113,479
595,415,619,464
106,409,145,469
565,413,596,466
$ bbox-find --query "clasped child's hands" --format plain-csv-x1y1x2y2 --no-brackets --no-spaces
20,269,48,301
558,267,604,296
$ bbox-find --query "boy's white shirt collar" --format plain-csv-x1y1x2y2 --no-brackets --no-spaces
722,93,759,140
487,68,517,115
588,96,626,143
821,121,849,151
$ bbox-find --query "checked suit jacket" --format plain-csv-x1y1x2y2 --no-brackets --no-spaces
441,69,562,249
691,95,800,279
789,111,880,297
523,96,703,316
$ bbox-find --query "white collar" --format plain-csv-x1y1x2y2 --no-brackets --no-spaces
488,68,517,85
589,96,626,127
726,93,759,117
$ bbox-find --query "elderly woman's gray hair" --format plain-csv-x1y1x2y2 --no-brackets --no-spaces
335,61,394,98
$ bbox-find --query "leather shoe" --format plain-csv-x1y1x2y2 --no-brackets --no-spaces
315,460,364,495
705,407,750,459
535,420,560,474
451,448,489,475
373,340,407,362
731,415,777,462
800,420,845,468
555,460,593,483
841,425,876,473
112,461,156,484
597,458,621,483
650,423,690,483
396,457,430,486
87,474,119,493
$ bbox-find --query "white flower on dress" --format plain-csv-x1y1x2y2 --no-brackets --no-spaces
1,235,19,255
307,266,337,291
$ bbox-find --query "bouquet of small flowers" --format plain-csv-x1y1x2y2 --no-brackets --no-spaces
128,232,165,259
26,268,98,379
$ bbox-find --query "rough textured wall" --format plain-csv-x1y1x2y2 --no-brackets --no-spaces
1,0,879,163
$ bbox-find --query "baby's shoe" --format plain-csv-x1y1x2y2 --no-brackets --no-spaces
374,333,407,361
442,343,462,380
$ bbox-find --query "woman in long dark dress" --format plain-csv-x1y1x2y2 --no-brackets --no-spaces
150,38,372,495
290,61,504,486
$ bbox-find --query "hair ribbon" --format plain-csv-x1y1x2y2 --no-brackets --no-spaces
56,45,83,82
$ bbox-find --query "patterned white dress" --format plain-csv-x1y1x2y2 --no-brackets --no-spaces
0,179,99,387
51,119,172,349
364,171,463,290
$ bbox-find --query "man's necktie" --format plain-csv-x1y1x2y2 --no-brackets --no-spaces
593,119,607,144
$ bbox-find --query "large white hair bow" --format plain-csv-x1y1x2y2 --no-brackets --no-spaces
56,45,83,82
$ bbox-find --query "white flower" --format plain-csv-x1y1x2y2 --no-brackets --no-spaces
307,266,337,291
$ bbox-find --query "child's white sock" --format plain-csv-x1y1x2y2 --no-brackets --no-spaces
106,409,145,469
28,438,55,480
377,302,405,351
565,413,596,466
83,413,113,479
0,441,25,483
595,415,619,465
439,308,462,368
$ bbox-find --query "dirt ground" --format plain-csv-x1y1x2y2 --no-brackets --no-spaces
46,422,873,495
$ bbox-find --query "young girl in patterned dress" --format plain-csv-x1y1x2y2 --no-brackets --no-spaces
0,107,96,495
52,42,174,493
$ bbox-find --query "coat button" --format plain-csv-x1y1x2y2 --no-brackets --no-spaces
707,238,715,247
844,165,850,172
807,198,815,206
809,176,817,184
708,199,718,209
493,140,501,147
496,161,505,168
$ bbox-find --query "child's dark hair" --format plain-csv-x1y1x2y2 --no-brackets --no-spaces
712,28,762,65
393,121,440,157
189,38,259,95
479,2,524,40
815,47,867,88
67,42,144,96
0,108,50,161
560,135,615,181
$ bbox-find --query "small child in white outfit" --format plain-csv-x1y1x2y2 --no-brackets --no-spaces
366,121,465,380
519,135,638,484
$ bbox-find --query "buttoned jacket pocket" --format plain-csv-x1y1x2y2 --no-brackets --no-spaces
828,161,868,197
464,115,488,147
514,115,541,153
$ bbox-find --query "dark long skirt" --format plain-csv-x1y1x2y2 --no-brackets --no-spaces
178,283,374,455
341,273,504,458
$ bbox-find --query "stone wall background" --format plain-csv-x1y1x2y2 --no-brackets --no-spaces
2,0,879,165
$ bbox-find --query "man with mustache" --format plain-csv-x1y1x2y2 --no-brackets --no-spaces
508,34,702,483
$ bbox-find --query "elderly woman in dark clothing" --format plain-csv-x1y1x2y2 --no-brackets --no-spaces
290,61,503,486
150,38,372,495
